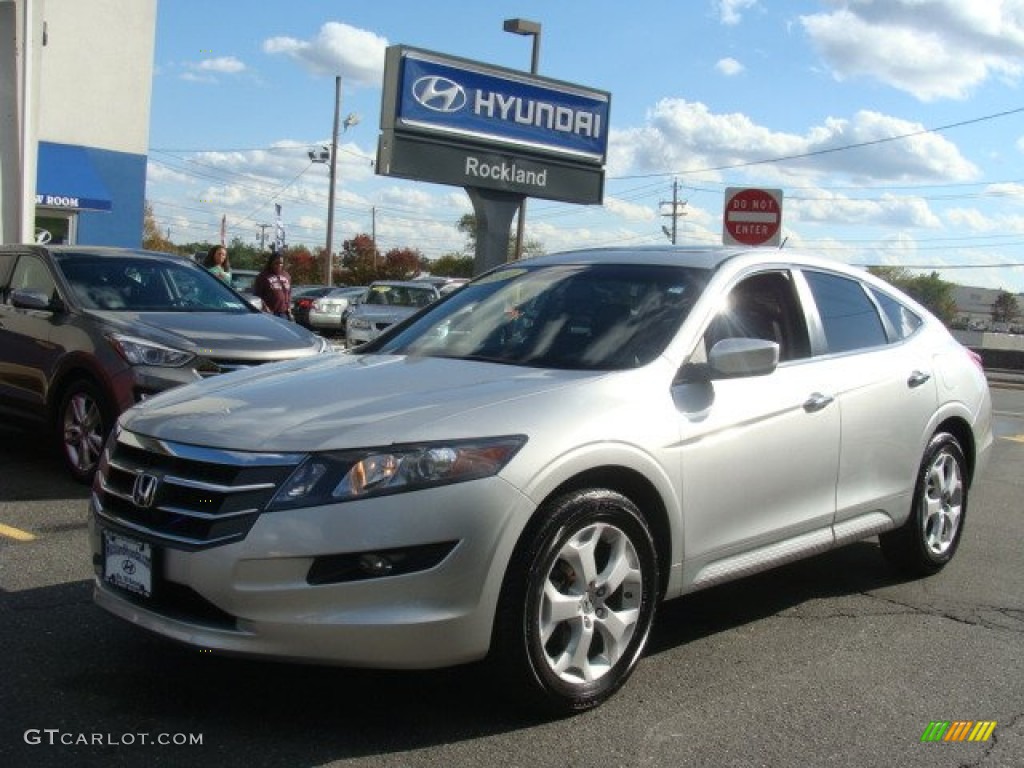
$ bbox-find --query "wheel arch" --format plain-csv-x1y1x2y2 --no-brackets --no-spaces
933,416,977,488
531,465,674,599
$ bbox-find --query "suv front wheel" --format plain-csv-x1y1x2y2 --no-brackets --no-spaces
492,488,659,715
56,377,113,484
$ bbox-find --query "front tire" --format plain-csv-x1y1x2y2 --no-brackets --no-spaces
56,377,113,484
880,432,968,577
492,489,659,716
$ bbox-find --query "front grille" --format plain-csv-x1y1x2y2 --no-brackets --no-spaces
196,358,264,377
94,429,304,550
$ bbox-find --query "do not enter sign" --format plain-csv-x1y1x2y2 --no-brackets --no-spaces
722,187,783,247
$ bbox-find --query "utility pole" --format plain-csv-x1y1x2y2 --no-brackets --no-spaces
660,179,687,244
325,76,341,285
256,223,271,250
371,206,377,270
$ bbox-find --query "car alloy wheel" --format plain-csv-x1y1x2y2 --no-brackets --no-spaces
58,378,111,484
493,488,658,715
880,432,968,577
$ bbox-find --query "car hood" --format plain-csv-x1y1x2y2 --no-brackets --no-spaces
88,309,322,359
123,354,600,452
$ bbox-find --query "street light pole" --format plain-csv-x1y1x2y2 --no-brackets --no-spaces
503,18,541,261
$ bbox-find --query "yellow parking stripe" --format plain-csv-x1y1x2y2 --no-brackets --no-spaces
1002,435,1024,443
0,523,36,542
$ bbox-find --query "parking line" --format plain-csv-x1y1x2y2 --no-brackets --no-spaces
0,523,36,542
1002,435,1024,443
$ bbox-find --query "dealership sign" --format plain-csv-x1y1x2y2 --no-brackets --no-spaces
377,46,610,204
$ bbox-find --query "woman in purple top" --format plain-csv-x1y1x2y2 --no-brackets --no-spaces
253,251,292,319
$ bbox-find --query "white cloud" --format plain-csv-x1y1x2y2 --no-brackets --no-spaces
717,0,758,25
715,57,745,76
790,190,943,229
801,0,1024,101
604,196,658,223
197,56,246,74
610,100,978,183
263,22,388,86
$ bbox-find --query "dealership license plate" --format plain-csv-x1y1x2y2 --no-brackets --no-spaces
103,531,153,598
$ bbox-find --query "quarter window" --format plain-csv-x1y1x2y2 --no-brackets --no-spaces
869,287,923,341
804,271,887,354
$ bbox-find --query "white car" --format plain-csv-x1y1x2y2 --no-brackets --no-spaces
89,246,992,714
306,286,366,335
345,280,440,347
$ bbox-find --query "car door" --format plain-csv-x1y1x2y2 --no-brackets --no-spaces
798,269,938,531
675,270,841,586
0,251,63,420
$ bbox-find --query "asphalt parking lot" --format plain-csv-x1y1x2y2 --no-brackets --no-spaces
1,389,1022,768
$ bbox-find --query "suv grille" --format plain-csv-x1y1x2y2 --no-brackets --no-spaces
94,428,303,550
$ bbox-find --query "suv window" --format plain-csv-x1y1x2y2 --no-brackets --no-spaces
10,254,56,300
869,286,923,341
804,270,887,354
702,270,811,363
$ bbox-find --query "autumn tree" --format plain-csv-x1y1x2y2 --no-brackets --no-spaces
141,201,176,253
379,247,428,280
340,234,382,285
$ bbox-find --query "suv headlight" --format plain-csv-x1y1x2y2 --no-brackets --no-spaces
108,333,195,367
268,436,527,509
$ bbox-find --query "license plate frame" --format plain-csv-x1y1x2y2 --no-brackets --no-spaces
102,530,153,598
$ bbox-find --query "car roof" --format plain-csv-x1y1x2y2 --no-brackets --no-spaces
0,244,191,262
505,245,877,281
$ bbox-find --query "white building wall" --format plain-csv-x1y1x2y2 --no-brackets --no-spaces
37,0,156,154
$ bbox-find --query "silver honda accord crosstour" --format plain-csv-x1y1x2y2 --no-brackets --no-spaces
89,246,992,714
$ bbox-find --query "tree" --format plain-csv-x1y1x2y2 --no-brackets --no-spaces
340,234,382,286
991,290,1020,325
141,201,176,253
380,247,428,280
282,245,318,285
869,267,958,326
429,253,475,278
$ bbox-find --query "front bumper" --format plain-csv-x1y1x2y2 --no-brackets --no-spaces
90,477,534,668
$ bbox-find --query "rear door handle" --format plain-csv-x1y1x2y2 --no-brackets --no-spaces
803,392,834,413
908,371,932,388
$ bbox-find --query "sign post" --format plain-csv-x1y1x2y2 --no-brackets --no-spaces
722,187,783,247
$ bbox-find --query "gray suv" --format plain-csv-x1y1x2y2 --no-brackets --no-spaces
0,245,331,482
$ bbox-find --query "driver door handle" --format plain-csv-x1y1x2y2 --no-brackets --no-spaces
803,392,834,413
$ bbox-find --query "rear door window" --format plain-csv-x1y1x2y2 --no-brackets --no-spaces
803,271,887,354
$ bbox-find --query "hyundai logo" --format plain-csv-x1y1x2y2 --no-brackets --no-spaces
131,473,160,509
412,76,467,113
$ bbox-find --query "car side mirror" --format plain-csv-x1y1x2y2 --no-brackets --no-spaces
680,337,779,383
11,288,56,311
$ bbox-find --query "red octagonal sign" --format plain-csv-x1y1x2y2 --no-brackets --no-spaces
723,187,783,247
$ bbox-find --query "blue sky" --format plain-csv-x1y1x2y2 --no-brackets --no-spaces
147,0,1024,292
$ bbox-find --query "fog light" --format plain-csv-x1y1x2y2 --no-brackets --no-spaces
358,553,394,576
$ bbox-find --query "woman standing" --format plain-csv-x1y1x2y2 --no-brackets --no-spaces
203,245,232,283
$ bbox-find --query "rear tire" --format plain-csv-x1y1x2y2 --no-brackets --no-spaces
56,377,113,484
880,432,967,577
492,489,658,716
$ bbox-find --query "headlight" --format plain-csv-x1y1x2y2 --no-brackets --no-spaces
268,436,527,509
348,316,370,330
108,333,195,367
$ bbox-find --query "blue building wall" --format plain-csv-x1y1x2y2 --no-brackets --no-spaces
77,147,147,247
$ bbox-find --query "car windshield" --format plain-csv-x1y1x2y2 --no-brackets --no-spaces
56,254,252,312
372,263,708,370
